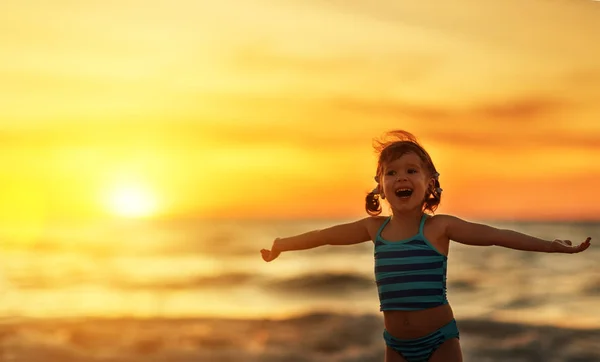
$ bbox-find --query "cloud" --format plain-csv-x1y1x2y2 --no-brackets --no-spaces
283,0,600,55
563,69,600,97
0,117,368,155
228,42,438,86
330,96,571,123
0,93,591,158
423,131,600,151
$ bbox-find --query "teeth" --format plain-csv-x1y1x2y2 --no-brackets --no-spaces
395,188,413,197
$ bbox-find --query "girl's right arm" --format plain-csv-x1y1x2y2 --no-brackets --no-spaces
260,217,378,262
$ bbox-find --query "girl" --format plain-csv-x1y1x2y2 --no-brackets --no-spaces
260,130,591,362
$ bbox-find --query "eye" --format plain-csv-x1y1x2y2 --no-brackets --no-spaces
385,170,396,176
407,168,418,174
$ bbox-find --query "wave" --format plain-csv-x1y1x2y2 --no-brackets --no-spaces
9,272,261,291
582,279,600,296
8,269,485,295
113,273,261,291
265,272,375,295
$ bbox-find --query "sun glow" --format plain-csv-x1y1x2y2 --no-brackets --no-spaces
106,184,158,218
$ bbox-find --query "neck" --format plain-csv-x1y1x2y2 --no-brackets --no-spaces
389,208,423,228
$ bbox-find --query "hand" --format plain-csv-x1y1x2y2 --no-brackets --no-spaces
261,239,282,262
550,237,591,254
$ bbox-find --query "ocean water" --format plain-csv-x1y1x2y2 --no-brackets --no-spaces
0,217,598,329
0,218,599,361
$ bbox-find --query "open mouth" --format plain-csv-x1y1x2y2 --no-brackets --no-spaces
395,188,413,198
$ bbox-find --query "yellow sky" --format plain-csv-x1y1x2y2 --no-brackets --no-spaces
1,0,600,223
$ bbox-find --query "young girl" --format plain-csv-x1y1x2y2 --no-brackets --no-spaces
260,130,592,362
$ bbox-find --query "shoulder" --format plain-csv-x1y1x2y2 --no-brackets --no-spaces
424,214,460,235
422,214,458,254
360,216,389,240
427,214,461,226
426,214,474,237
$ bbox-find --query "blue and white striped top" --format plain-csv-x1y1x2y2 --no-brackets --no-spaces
374,214,448,311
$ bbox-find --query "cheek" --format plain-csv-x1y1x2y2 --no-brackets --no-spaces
381,181,395,195
382,178,394,188
413,179,429,192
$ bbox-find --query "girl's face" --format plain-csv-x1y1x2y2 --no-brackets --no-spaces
380,152,434,213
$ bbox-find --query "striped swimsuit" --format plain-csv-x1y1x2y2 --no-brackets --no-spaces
374,214,459,362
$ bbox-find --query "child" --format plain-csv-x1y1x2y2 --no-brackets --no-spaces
260,130,591,362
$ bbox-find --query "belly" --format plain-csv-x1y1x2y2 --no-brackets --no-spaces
383,303,455,339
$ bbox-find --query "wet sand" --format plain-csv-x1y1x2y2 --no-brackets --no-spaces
0,313,598,362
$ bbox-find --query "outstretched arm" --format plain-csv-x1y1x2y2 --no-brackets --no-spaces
442,215,591,253
261,217,374,262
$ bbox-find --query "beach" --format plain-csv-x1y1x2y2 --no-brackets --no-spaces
0,218,599,361
1,313,599,362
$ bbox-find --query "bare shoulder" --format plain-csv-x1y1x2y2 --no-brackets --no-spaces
426,214,483,243
423,214,454,254
425,214,453,231
362,216,389,241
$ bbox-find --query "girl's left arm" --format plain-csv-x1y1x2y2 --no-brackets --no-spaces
440,215,591,254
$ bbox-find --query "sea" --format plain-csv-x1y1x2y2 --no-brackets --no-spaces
0,218,598,361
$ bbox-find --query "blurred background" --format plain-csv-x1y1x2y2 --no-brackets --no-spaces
1,0,599,361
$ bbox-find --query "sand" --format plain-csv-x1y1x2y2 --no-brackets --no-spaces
0,313,598,362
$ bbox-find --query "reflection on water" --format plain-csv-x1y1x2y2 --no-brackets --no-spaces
0,219,599,328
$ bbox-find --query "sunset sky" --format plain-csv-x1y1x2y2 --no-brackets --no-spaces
2,0,599,224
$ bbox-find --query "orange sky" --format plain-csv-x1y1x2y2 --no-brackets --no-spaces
1,0,600,224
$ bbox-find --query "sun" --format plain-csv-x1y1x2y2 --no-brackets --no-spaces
106,184,158,218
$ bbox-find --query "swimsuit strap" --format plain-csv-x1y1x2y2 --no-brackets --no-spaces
376,217,392,239
418,214,428,235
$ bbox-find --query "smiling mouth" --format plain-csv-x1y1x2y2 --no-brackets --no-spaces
395,188,413,198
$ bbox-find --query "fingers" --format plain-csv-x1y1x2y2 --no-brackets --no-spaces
568,237,592,253
260,249,272,262
578,237,592,252
553,237,592,254
261,248,280,262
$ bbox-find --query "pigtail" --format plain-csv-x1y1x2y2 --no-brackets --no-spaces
365,187,382,216
424,172,443,213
